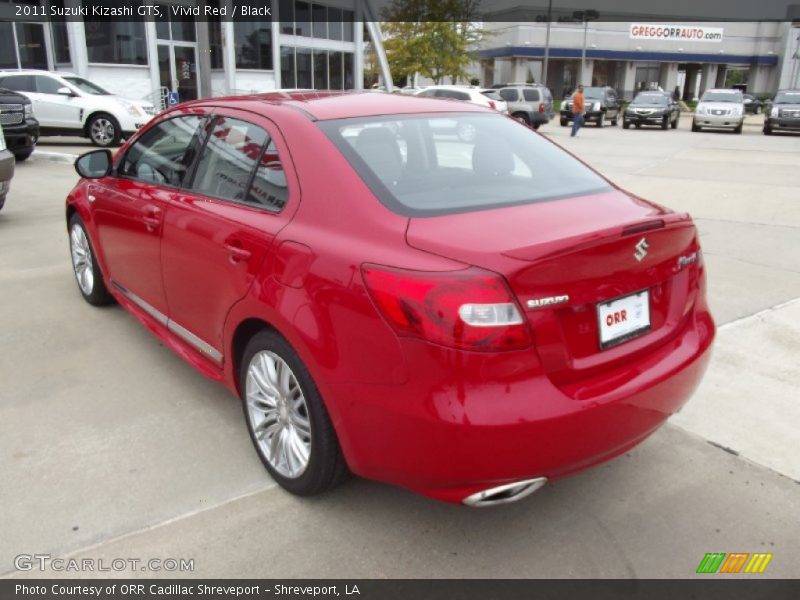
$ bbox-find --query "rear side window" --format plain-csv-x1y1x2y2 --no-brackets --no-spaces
119,115,204,186
499,89,518,102
522,89,540,102
0,75,35,92
190,117,268,203
437,90,470,101
247,139,289,211
321,113,611,217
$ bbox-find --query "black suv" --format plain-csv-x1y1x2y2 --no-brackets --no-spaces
0,87,39,161
560,86,622,127
623,91,680,130
763,90,800,135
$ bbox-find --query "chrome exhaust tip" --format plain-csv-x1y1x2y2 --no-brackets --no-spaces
462,477,547,507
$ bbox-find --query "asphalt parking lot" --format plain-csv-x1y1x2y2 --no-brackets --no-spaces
1,113,798,579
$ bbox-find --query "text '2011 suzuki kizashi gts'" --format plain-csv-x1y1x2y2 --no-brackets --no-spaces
67,91,714,506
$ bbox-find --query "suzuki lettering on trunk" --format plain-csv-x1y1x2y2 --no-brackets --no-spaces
66,92,715,506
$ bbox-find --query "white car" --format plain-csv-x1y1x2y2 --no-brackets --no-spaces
692,88,745,134
415,86,509,114
0,70,157,147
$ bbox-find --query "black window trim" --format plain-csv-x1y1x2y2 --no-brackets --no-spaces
184,114,287,214
115,113,210,190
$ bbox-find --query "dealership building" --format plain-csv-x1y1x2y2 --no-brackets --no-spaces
477,21,800,99
0,0,368,108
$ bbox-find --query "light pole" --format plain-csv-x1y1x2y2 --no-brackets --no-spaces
542,0,552,87
573,9,599,86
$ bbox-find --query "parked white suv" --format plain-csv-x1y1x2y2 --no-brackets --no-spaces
0,70,156,147
692,88,745,134
415,86,509,113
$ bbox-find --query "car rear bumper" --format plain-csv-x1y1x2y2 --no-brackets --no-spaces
694,114,743,128
0,148,14,195
765,117,800,131
327,303,715,504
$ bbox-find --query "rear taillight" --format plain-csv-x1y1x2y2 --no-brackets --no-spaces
538,102,545,113
488,100,496,110
362,265,532,352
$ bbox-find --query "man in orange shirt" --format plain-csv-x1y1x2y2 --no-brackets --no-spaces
571,85,585,137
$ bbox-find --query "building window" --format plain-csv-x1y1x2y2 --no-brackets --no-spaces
48,0,71,64
234,22,272,70
342,11,354,42
208,18,223,68
16,22,48,70
312,3,327,39
296,47,311,88
0,22,17,69
313,49,328,89
83,1,147,65
329,51,342,89
279,0,295,35
344,51,354,88
294,1,311,37
284,2,352,40
281,46,296,88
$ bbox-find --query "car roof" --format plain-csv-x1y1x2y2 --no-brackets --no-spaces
181,90,489,121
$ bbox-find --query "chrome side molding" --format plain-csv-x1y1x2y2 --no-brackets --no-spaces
111,280,223,365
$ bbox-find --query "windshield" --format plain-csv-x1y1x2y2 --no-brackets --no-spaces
319,114,612,217
582,87,605,99
774,92,800,104
700,91,742,103
632,94,668,105
63,76,111,95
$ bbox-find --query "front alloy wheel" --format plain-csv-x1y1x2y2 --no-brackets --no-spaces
88,115,122,147
68,214,114,306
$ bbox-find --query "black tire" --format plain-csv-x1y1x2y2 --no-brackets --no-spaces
68,214,114,306
661,115,669,130
671,115,679,129
763,126,772,135
560,118,568,127
513,112,531,126
635,123,642,129
691,120,700,132
532,123,541,130
13,149,33,162
733,123,743,134
240,329,348,496
623,121,631,129
597,113,605,128
0,195,5,211
87,113,122,147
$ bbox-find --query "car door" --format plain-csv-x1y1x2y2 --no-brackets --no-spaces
161,109,299,363
91,111,207,318
30,75,82,129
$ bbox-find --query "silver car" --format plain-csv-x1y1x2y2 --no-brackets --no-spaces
692,89,745,133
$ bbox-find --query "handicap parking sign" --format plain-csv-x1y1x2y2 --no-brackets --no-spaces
168,91,180,106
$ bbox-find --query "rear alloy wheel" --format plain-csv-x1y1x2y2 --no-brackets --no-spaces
88,114,122,147
241,330,348,496
513,113,531,126
68,214,114,306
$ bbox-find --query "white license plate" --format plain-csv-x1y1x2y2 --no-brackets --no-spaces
597,290,651,349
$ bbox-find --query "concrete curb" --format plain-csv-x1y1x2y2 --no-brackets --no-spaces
29,151,79,165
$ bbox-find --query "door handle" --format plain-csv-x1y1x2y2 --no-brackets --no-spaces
224,241,252,263
142,205,161,231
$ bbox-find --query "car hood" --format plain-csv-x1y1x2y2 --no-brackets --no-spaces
86,94,155,111
698,101,742,111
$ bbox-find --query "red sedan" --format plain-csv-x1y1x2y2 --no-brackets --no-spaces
67,91,714,506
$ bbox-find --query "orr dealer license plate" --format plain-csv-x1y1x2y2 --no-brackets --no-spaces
597,290,651,349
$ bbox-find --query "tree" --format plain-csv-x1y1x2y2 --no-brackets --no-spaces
380,0,491,85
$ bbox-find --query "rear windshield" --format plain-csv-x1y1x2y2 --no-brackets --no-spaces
319,114,612,217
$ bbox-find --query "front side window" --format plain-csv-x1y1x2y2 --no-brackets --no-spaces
119,115,204,186
248,139,289,211
321,114,611,216
35,76,63,94
190,117,268,203
499,89,518,102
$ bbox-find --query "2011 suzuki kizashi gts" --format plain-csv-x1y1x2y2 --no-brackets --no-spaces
67,91,715,506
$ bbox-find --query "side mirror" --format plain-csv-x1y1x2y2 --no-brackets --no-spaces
57,86,75,97
75,149,112,179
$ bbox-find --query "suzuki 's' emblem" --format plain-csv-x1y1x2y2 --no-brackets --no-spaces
634,237,650,262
